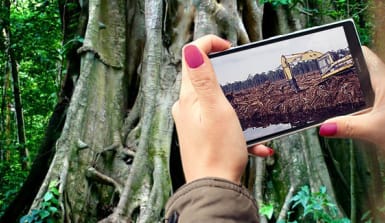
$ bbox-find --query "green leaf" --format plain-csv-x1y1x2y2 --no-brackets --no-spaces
19,215,33,223
259,203,274,219
31,209,40,217
48,206,58,213
41,201,49,208
49,180,58,189
39,210,50,219
43,191,54,202
50,197,59,205
51,187,59,196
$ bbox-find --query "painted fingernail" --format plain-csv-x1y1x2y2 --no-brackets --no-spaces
184,45,204,68
319,123,338,136
268,148,274,156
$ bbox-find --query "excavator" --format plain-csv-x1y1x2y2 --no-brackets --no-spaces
281,50,354,92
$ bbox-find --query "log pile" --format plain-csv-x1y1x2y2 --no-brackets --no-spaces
225,70,366,130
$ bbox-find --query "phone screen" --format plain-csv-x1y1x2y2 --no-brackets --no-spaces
209,20,373,145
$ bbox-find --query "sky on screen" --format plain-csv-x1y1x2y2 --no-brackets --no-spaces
212,27,349,85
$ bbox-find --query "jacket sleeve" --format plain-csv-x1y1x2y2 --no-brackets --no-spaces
164,177,260,223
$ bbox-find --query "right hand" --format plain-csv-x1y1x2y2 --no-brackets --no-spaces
319,47,385,149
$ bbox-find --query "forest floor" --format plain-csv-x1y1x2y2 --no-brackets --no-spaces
226,70,366,130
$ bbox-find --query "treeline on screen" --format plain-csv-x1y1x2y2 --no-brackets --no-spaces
221,48,351,93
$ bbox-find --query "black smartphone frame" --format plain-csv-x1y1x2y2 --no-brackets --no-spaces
209,19,374,146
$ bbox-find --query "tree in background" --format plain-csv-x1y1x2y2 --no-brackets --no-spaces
370,0,385,60
0,0,61,218
1,0,29,171
1,0,384,222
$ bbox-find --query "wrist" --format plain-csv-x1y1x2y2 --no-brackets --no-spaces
184,167,243,184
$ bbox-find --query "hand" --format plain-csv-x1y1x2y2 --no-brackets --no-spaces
319,47,385,149
172,35,273,184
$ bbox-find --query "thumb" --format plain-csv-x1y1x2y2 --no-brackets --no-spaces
183,45,221,108
182,37,230,108
319,114,373,141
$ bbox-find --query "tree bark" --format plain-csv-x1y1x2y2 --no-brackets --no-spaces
0,30,11,162
371,0,385,60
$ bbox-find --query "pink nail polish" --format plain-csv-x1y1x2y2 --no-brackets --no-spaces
268,148,274,156
184,45,204,68
319,123,338,136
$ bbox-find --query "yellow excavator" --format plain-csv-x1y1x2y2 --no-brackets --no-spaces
281,50,354,92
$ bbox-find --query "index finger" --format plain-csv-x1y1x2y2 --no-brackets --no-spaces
191,34,232,55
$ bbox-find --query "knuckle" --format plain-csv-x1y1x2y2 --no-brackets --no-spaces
342,120,356,138
190,75,214,92
205,34,217,41
197,34,216,43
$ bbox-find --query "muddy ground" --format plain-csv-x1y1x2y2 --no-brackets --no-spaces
225,70,366,130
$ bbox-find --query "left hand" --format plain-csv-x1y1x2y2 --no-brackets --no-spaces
172,35,273,184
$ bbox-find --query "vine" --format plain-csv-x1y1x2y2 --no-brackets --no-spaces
19,180,60,223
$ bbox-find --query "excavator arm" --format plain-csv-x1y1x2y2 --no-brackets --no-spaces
280,50,324,92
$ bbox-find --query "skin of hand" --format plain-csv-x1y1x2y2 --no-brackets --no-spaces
320,46,385,149
172,35,273,184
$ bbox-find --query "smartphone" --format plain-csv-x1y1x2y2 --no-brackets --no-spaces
209,19,374,146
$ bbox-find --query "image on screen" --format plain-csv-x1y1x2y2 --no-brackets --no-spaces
211,26,366,141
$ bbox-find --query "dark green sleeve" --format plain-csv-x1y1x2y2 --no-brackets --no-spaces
165,178,260,223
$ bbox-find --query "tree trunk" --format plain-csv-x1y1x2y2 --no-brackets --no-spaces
0,29,12,162
9,1,383,222
2,0,29,170
371,0,385,60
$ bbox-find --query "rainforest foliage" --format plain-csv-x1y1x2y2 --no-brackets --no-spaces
0,0,61,216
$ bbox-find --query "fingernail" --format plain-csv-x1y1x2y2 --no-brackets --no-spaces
268,148,274,156
184,45,204,68
319,123,338,136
